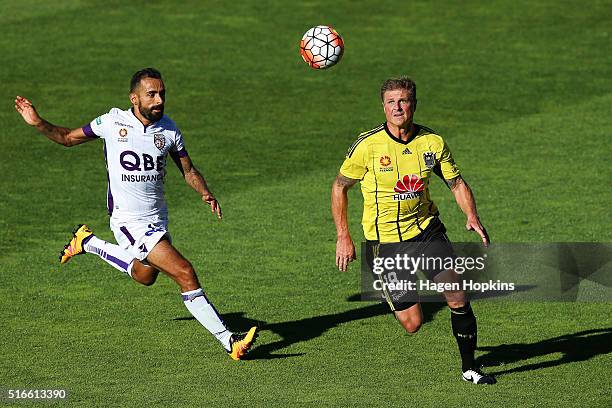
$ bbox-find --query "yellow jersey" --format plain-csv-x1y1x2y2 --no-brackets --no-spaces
340,123,460,242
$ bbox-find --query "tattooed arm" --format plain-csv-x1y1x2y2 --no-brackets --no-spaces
331,174,360,271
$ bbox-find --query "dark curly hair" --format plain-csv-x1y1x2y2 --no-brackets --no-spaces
130,68,163,93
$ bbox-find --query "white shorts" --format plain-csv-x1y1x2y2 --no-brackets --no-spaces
110,217,172,261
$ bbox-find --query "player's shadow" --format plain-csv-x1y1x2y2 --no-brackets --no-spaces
476,328,612,376
173,287,534,359
213,299,448,359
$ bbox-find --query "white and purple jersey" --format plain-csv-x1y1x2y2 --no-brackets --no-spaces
82,107,188,222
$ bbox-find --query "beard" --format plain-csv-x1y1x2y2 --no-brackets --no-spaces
139,104,164,122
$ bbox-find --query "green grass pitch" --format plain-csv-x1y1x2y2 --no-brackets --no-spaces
1,1,611,406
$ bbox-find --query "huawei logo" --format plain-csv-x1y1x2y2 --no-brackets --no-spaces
393,174,424,201
379,155,392,167
394,174,424,193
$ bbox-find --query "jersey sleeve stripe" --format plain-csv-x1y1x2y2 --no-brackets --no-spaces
432,163,449,186
82,124,99,138
170,149,189,164
418,124,437,135
347,124,384,158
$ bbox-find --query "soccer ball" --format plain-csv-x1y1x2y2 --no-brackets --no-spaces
299,25,344,69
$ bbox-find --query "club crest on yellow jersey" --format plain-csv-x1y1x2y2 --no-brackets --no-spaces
423,152,436,169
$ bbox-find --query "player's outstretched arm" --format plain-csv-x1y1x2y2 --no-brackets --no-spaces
331,173,359,271
447,175,490,247
14,96,93,147
174,155,222,220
